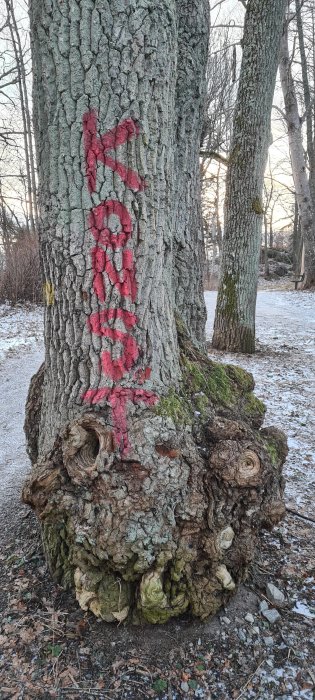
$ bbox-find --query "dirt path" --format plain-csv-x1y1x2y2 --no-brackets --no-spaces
0,297,314,700
0,348,43,511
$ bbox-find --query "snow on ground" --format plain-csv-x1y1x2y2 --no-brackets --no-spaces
0,304,44,506
0,303,43,363
205,290,315,519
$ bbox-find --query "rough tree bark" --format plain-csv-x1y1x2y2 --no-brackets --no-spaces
23,0,287,624
212,0,287,353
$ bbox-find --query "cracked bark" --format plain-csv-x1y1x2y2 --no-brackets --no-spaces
24,0,287,623
212,0,287,353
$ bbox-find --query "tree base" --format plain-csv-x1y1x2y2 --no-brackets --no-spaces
23,324,287,623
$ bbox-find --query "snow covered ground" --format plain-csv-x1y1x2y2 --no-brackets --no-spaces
0,304,43,507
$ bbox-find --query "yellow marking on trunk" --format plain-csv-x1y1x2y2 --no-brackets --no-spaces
43,281,55,305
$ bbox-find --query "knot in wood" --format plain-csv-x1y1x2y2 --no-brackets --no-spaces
236,449,261,486
62,415,113,485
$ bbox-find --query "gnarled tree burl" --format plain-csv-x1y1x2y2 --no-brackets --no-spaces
23,0,287,623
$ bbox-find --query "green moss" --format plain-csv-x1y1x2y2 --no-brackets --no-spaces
42,521,73,589
182,357,235,408
155,389,192,425
252,197,264,215
244,393,266,418
194,393,210,415
97,574,131,620
139,570,189,624
263,440,279,466
226,364,254,392
139,571,172,624
204,363,235,405
221,274,238,321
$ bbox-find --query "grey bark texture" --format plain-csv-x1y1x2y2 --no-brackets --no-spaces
212,0,287,353
24,0,287,624
282,7,315,289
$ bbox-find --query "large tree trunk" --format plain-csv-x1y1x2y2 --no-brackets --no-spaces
23,0,287,624
279,20,315,289
212,0,287,353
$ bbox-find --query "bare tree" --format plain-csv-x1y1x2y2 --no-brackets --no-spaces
279,10,315,288
212,0,287,353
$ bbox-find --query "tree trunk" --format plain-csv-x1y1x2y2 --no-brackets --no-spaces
264,215,270,278
6,0,36,236
173,0,208,346
292,196,303,276
212,0,287,353
23,0,287,624
295,0,315,220
279,21,315,289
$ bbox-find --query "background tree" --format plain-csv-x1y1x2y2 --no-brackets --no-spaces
212,0,287,353
278,2,315,288
0,0,41,303
23,0,286,625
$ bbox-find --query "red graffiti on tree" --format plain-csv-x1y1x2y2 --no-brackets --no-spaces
83,110,145,194
83,387,158,454
89,201,137,303
82,110,157,453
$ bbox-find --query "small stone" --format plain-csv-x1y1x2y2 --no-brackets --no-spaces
263,636,274,647
222,616,231,625
262,608,281,624
181,682,189,693
253,626,260,635
259,600,269,612
238,629,246,642
245,613,255,623
266,583,285,606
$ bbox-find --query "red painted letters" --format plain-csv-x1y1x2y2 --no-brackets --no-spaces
82,111,157,453
83,110,145,194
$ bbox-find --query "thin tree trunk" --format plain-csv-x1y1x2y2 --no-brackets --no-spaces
23,0,287,625
7,0,39,229
212,0,287,353
264,214,270,278
279,20,315,288
295,0,315,214
5,1,35,236
292,196,302,275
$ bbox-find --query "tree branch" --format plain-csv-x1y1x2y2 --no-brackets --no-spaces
200,150,229,165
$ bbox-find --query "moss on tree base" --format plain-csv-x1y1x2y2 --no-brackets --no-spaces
23,320,287,624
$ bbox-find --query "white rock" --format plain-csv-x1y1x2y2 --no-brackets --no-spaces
245,613,255,623
217,526,235,551
215,565,236,590
266,582,285,606
221,616,231,625
263,608,281,624
263,636,274,646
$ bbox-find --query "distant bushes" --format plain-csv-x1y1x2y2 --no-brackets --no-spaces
0,232,42,305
